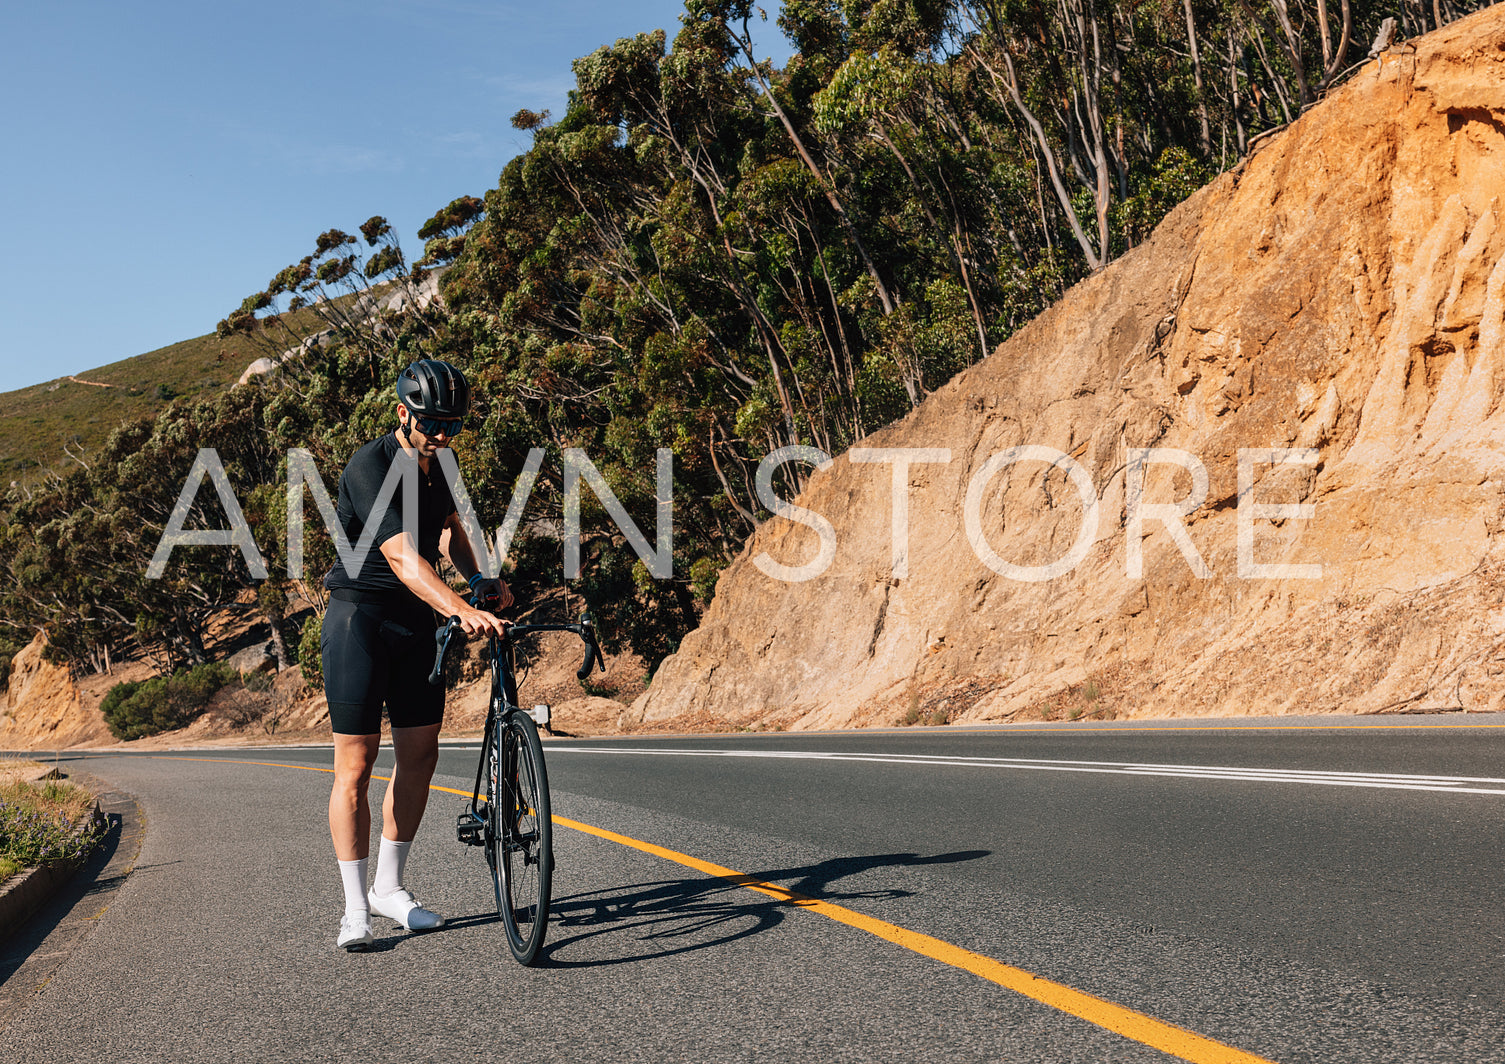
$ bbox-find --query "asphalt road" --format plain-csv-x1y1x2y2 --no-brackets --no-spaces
3,717,1504,1063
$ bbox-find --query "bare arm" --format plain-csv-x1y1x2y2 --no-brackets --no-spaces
440,516,515,610
378,533,506,637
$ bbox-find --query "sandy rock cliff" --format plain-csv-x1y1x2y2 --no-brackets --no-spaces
635,7,1505,729
1,633,109,749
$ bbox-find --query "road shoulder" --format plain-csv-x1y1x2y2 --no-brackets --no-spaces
0,773,143,1032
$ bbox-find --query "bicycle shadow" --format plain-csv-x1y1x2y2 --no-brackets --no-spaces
534,849,990,969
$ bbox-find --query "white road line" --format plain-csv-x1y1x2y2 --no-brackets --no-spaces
545,746,1505,795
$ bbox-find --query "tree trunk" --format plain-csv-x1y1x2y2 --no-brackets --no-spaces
175,616,208,668
1317,0,1353,92
1184,0,1213,155
266,617,292,671
732,16,900,318
257,583,293,670
1230,33,1247,155
982,48,1104,270
1266,0,1314,107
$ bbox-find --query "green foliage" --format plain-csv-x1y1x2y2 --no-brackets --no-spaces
902,687,922,726
100,661,238,741
298,613,323,687
689,557,724,604
0,0,1487,686
0,633,26,691
1115,149,1214,251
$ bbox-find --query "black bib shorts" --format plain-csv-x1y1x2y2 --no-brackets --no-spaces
321,589,444,735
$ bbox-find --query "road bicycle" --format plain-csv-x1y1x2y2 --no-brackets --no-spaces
431,605,603,965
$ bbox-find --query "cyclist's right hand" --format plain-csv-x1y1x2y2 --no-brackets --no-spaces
457,604,508,638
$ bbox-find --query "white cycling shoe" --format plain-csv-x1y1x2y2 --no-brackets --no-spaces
337,911,374,952
368,887,446,931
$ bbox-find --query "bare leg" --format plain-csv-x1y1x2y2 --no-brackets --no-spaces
329,733,380,861
382,723,442,842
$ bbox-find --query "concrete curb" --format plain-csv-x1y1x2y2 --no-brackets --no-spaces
0,803,105,943
0,775,142,1034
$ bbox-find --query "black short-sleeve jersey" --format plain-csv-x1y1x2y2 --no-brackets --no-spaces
323,433,456,594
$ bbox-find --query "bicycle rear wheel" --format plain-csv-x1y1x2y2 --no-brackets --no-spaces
485,710,552,964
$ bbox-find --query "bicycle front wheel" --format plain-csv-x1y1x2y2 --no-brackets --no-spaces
485,710,553,964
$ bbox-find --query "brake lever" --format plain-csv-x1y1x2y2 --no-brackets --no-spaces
429,615,462,686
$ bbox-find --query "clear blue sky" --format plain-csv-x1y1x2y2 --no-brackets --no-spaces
0,0,791,391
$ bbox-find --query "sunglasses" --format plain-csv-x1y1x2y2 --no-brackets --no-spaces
412,415,464,437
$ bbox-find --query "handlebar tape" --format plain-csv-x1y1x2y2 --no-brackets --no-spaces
576,641,598,681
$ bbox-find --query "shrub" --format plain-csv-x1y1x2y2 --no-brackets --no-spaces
298,613,323,687
101,661,238,740
689,557,723,604
0,779,103,873
174,660,237,705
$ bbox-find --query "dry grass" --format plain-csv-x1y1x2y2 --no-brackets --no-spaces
0,777,95,824
0,760,54,786
0,331,233,485
896,676,1008,727
1016,666,1133,723
0,298,342,486
0,774,100,884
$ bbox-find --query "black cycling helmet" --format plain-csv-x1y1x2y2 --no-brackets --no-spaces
396,359,470,418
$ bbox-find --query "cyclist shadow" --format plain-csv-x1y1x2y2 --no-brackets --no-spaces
534,849,989,969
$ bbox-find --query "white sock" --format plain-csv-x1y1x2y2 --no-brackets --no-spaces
338,858,369,916
372,837,411,898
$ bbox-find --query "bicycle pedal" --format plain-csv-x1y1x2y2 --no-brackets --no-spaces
455,811,485,846
528,704,551,727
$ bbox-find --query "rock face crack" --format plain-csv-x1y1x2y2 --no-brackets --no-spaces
867,582,893,659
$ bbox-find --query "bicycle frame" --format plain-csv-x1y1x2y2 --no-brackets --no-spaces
435,616,603,826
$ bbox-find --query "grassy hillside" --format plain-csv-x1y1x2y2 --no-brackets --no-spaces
0,289,359,487
0,330,245,485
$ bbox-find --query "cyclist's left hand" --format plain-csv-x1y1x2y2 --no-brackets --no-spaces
468,575,513,611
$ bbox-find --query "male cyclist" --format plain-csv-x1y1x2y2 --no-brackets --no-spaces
321,358,512,951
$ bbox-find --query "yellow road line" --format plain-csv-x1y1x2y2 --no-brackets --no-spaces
153,754,1277,1064
550,813,1275,1064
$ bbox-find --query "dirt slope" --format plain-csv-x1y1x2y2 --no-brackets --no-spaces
0,634,111,749
633,8,1505,730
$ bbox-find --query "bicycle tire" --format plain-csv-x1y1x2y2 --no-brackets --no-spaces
485,710,552,964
